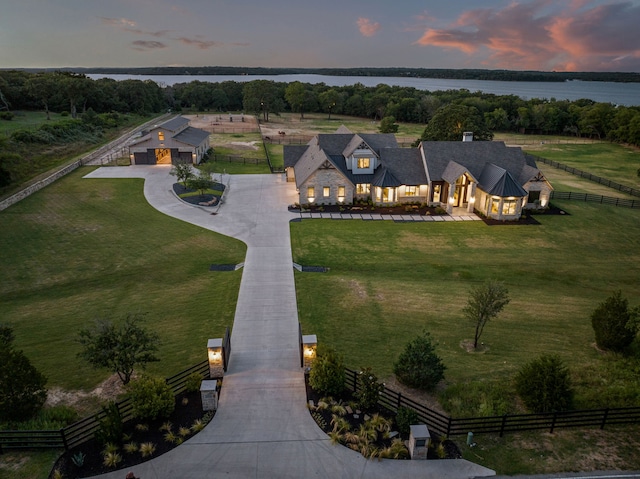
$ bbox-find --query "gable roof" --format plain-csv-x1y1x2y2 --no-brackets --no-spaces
173,127,209,147
157,116,190,132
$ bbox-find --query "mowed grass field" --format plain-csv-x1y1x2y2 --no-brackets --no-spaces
0,167,246,391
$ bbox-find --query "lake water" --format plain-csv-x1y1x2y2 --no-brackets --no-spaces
87,73,640,107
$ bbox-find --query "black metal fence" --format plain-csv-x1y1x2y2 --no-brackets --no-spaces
551,191,640,208
344,368,640,438
212,154,268,165
532,155,640,198
0,361,211,451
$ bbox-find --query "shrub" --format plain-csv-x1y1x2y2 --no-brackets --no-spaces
395,407,419,435
355,367,384,410
393,331,445,391
308,346,345,397
103,452,122,468
71,452,85,468
95,402,123,446
139,442,156,457
183,372,203,393
127,376,175,421
0,111,14,121
515,354,574,413
591,291,637,352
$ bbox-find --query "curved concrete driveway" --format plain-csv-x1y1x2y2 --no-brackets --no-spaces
84,166,494,479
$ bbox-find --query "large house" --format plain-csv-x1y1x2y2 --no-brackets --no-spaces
128,116,210,165
284,126,553,221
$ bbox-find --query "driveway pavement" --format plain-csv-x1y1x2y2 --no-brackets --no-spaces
83,166,495,479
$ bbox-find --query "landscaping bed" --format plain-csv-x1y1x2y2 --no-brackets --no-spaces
50,391,212,479
305,376,461,460
172,182,225,207
290,203,447,216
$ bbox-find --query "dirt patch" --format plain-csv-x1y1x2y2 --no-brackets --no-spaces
349,279,368,299
184,114,259,131
460,339,489,353
0,454,30,471
46,374,127,409
227,141,259,150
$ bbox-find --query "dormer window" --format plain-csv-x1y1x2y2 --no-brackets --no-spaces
158,132,165,141
357,158,371,169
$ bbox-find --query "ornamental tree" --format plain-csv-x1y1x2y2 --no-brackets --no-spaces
463,280,511,349
77,313,160,385
393,331,445,391
591,290,638,352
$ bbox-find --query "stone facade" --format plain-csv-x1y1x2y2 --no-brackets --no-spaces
299,168,354,205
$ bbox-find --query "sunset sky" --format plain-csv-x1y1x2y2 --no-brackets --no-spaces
2,0,639,72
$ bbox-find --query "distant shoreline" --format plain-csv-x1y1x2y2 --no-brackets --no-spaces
6,66,640,83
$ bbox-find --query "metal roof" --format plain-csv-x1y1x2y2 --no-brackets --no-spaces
173,126,210,147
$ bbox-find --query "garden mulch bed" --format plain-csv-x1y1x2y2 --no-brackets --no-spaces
50,391,211,479
172,182,225,207
304,376,461,460
289,203,446,216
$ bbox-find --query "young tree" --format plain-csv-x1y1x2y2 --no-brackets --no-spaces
393,331,445,391
0,325,48,421
77,313,160,385
188,170,213,197
170,162,194,188
515,354,573,413
463,280,511,349
591,291,638,352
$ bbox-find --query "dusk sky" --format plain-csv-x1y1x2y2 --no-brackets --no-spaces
2,0,640,72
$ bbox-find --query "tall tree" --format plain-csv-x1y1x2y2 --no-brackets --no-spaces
77,313,160,385
0,325,48,422
420,104,493,142
242,80,284,122
26,73,57,120
285,81,307,119
463,280,511,349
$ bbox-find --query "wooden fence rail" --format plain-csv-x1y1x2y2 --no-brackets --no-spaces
550,191,640,208
0,360,211,451
532,155,640,198
344,368,640,438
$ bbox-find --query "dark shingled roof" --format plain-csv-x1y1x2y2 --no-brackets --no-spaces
284,145,309,168
174,126,210,147
159,116,190,131
421,141,539,187
479,163,528,197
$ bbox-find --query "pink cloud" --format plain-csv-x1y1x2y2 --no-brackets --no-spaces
414,0,640,71
357,17,381,37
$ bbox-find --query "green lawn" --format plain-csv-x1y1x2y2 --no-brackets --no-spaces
291,202,640,409
0,110,69,135
0,167,246,391
525,143,640,190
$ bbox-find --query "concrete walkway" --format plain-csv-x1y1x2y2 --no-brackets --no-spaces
83,166,494,479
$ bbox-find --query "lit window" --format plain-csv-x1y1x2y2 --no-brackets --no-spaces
491,198,500,214
406,186,417,196
338,186,345,198
432,184,441,203
158,132,165,141
356,183,370,194
323,186,330,197
502,199,517,215
357,158,370,169
307,186,315,202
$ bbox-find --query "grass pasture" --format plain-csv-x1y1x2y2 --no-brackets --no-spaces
0,167,246,391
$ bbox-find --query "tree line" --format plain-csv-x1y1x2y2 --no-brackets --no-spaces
2,70,640,149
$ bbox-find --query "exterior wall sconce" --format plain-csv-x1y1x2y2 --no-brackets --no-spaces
207,338,224,378
302,334,317,369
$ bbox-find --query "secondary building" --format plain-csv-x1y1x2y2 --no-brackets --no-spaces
284,126,553,221
128,116,210,165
